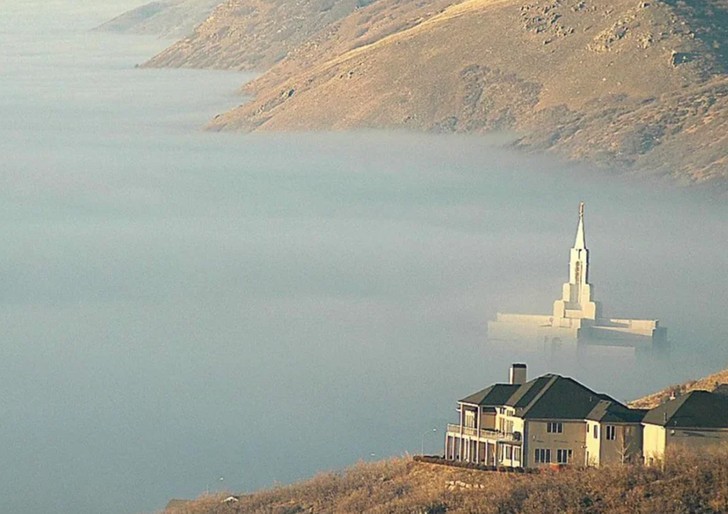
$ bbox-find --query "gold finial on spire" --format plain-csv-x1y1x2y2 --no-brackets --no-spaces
579,201,585,219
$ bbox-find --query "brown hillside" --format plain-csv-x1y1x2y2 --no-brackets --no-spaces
96,0,222,38
165,453,728,514
204,0,728,188
143,0,366,71
629,367,728,409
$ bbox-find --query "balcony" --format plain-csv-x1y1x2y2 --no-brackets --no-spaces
446,424,521,443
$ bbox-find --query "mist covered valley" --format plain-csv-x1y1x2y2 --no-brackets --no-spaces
1,2,727,514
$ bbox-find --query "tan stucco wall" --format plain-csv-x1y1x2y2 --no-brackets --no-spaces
666,428,728,455
598,424,643,465
524,420,586,467
644,424,728,463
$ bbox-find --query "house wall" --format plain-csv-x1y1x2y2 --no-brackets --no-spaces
524,419,586,468
644,426,728,463
643,424,666,464
480,410,497,431
598,423,643,465
667,428,728,451
585,420,600,466
497,410,524,437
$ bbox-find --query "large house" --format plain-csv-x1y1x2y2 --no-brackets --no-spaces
445,365,728,468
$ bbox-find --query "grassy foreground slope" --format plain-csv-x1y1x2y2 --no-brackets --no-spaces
164,365,728,513
166,452,728,514
200,0,727,188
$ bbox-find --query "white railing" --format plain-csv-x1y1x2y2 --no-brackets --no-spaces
446,424,520,442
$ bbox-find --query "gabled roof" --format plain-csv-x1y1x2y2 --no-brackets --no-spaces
642,390,728,428
506,374,621,420
460,383,520,406
458,372,646,422
506,375,555,409
587,399,646,423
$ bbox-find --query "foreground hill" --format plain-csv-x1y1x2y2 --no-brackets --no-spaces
165,453,728,514
95,0,222,38
163,366,728,513
143,0,368,71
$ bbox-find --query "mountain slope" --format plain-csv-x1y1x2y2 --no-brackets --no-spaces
95,0,222,38
629,367,728,409
143,0,368,71
204,0,728,188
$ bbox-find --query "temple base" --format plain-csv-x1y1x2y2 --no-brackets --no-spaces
487,312,667,353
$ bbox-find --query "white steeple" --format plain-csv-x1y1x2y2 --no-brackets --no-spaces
488,202,667,350
574,201,586,250
553,202,600,320
569,201,589,288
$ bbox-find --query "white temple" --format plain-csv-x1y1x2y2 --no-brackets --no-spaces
488,202,667,353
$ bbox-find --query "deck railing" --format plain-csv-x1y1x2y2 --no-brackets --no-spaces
446,424,520,442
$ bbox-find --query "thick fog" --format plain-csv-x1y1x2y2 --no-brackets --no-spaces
2,2,727,514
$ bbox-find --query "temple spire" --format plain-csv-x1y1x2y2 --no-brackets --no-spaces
574,201,586,250
551,201,599,320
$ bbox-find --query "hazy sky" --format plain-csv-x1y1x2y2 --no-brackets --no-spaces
1,3,727,514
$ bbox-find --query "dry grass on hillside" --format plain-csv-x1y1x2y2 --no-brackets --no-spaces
630,367,728,409
166,448,728,514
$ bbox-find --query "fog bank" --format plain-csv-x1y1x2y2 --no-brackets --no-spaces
1,3,727,514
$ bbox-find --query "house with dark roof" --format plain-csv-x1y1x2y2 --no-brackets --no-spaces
445,364,642,468
445,365,728,469
585,401,646,466
642,390,728,464
445,382,521,466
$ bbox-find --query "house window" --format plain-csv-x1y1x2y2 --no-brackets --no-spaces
547,422,563,433
465,410,475,428
606,425,616,440
593,424,599,439
505,445,513,460
534,448,551,463
556,449,573,464
514,447,521,462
